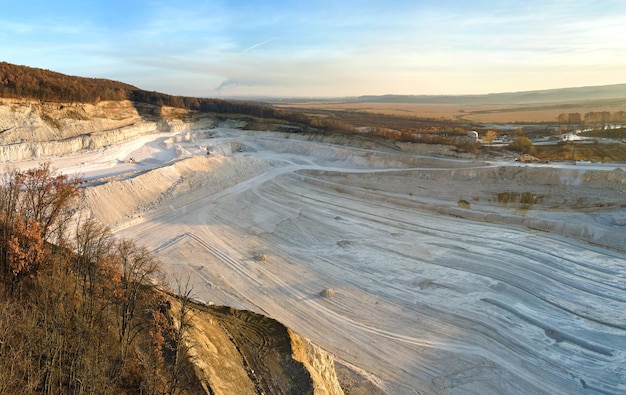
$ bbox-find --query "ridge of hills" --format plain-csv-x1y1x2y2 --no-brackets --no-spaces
356,84,626,105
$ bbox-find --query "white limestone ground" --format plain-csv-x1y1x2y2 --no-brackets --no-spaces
7,127,626,395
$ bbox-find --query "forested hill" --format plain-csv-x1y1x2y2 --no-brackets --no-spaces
1,61,139,102
0,61,280,117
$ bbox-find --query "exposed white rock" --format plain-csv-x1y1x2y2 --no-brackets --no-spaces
0,99,215,162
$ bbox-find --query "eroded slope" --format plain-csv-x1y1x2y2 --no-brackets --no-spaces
0,99,213,161
164,296,344,395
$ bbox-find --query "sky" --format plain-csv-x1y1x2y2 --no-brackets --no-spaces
2,0,626,98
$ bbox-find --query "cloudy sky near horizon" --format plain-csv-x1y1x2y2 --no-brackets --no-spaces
2,0,625,98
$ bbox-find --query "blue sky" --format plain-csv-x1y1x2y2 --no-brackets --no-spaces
2,0,625,97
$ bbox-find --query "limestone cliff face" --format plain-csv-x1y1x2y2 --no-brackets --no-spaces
166,298,345,395
0,99,214,161
290,329,345,395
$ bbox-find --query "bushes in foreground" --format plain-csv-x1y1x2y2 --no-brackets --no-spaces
0,163,197,394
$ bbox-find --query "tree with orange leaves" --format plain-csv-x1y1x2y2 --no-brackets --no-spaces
0,162,80,292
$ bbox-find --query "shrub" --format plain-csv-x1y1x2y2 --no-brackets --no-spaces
507,136,534,154
457,199,471,209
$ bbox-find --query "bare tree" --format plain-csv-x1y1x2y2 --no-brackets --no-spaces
0,163,80,292
18,162,81,243
167,275,196,395
114,238,160,360
73,217,116,319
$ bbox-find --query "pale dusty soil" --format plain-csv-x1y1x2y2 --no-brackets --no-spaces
9,127,626,395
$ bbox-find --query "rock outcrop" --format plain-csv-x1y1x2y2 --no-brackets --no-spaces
167,298,345,395
0,99,214,162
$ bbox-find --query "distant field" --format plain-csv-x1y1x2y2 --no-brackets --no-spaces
276,102,462,119
275,99,626,124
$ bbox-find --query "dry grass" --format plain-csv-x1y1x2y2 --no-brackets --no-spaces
462,104,626,123
276,101,626,124
534,143,626,162
277,102,464,119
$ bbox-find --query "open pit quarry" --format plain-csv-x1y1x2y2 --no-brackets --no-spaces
2,99,626,394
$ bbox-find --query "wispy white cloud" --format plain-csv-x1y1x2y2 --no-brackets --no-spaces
242,38,275,53
3,0,626,96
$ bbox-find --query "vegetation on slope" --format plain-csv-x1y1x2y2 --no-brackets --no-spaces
0,62,135,103
0,163,204,394
533,141,626,162
580,127,626,139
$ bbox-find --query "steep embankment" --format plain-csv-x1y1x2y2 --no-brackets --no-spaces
165,296,344,395
0,99,213,161
300,164,626,252
84,153,271,228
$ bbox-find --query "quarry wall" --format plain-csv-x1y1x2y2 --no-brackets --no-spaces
0,99,214,162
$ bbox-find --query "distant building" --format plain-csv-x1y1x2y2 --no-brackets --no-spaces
467,131,479,143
